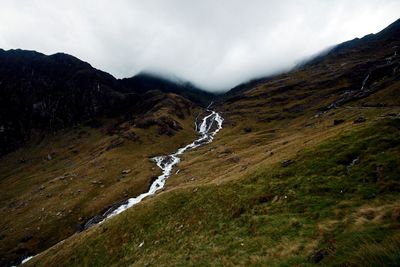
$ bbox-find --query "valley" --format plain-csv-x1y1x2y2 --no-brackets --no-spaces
0,18,399,267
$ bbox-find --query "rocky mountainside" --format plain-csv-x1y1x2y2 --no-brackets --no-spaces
0,19,400,267
0,49,129,155
0,50,212,156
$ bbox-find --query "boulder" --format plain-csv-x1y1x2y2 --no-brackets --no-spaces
281,159,294,167
333,119,345,125
353,117,366,124
121,169,131,174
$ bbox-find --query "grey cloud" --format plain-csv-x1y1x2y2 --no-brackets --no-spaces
0,0,399,91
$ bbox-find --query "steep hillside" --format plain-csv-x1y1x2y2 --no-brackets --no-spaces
25,116,400,267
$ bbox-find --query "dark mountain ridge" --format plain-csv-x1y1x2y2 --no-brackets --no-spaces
0,49,211,156
0,49,132,155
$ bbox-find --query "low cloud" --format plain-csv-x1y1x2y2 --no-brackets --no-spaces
1,0,399,91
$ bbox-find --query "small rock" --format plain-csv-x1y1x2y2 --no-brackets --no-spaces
222,148,233,154
311,249,327,263
121,169,131,174
350,157,359,166
106,137,124,150
281,160,294,167
228,156,240,163
333,119,345,125
243,127,252,133
353,117,366,124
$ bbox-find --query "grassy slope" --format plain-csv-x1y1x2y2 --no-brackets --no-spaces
26,114,400,267
0,93,199,265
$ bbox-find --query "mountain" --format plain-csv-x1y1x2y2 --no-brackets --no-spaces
1,19,400,267
120,72,215,106
0,49,132,155
0,50,211,157
226,18,400,99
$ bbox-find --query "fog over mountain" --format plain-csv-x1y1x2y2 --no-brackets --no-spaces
1,0,399,91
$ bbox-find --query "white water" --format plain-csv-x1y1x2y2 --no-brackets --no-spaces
20,256,34,264
16,108,223,266
104,109,223,219
360,74,369,90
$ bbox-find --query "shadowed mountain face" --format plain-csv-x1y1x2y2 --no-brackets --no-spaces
0,50,132,155
0,51,211,156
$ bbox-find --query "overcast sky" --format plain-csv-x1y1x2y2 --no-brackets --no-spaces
1,0,399,91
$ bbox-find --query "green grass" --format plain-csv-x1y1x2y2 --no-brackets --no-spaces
29,118,400,266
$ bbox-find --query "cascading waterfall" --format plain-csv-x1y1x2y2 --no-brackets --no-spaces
104,108,223,219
